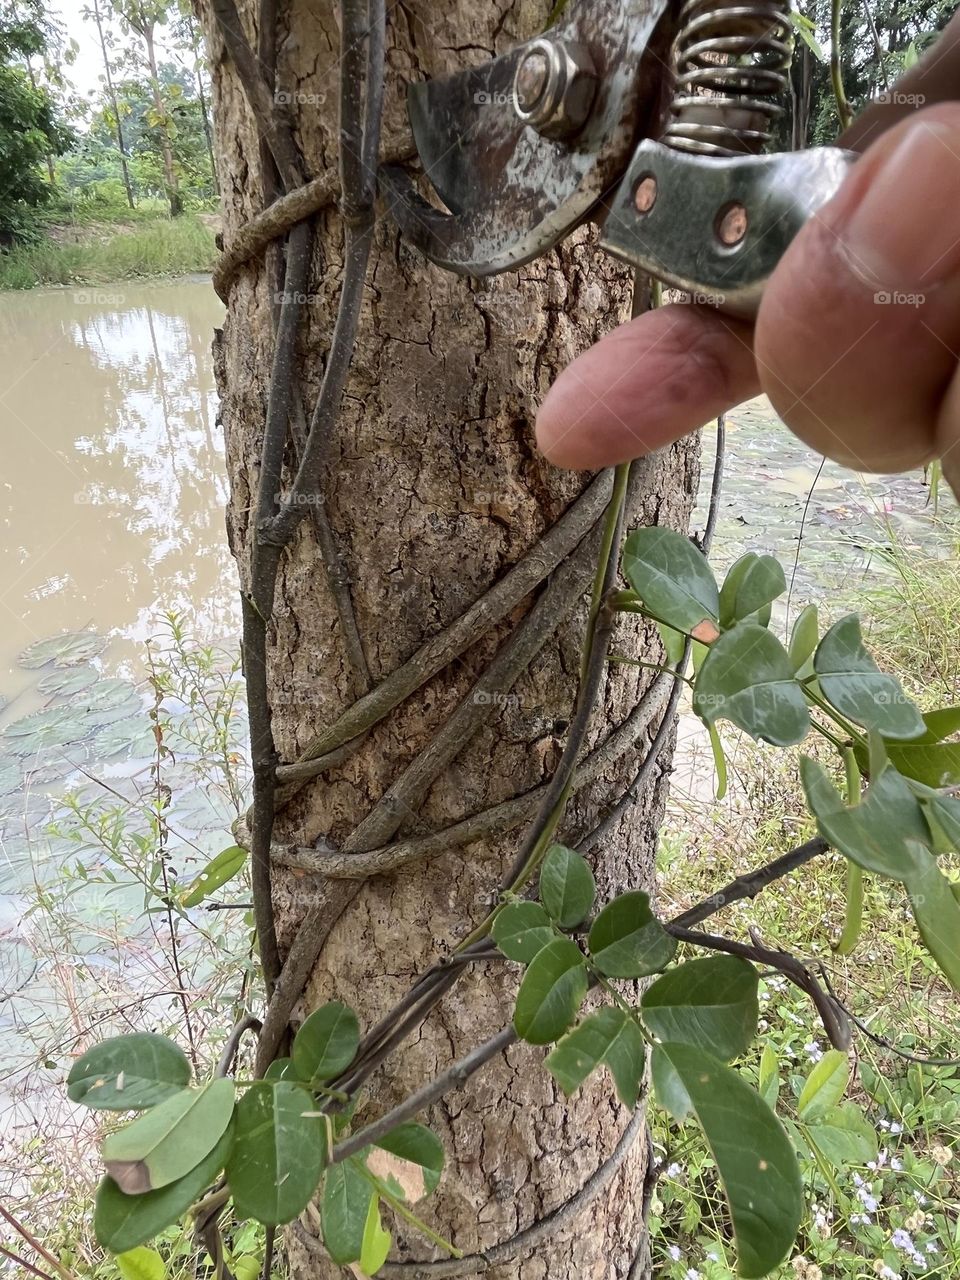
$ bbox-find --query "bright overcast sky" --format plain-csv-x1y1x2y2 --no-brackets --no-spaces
54,0,188,102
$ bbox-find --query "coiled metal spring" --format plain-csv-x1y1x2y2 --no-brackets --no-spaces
664,0,793,156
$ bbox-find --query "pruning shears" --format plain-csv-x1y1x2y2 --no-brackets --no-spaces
382,0,856,318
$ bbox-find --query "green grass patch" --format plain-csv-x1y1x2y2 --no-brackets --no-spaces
0,215,218,289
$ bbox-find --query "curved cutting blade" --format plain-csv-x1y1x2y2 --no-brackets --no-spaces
385,0,673,276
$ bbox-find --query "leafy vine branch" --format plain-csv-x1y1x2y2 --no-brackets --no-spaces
62,1,960,1278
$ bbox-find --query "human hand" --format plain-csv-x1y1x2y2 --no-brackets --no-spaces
536,41,960,490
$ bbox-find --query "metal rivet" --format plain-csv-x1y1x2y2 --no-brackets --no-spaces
717,202,748,246
634,175,658,214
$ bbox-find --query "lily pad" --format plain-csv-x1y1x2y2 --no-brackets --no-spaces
19,632,107,669
2,707,93,756
75,679,143,726
38,664,101,698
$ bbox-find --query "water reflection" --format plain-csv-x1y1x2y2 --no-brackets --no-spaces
0,280,237,696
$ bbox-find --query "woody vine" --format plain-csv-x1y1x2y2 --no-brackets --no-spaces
61,1,960,1278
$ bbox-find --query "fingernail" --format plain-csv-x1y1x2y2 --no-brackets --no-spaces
840,119,960,291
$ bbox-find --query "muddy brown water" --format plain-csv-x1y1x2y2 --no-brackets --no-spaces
0,279,236,700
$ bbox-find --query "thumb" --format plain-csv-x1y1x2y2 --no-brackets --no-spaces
755,103,960,476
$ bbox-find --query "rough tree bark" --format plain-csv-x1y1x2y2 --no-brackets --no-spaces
198,0,701,1274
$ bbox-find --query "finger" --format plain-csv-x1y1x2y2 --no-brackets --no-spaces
755,103,960,474
535,302,759,469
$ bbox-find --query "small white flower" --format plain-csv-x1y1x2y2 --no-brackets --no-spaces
666,1162,683,1178
668,1246,681,1262
890,1228,914,1253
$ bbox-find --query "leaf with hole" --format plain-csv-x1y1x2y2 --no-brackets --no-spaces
641,956,759,1062
814,615,924,740
492,901,555,964
694,625,810,746
655,1043,803,1278
360,1196,391,1275
322,1158,375,1265
538,845,595,927
226,1081,327,1224
513,938,588,1045
102,1079,234,1194
292,1001,360,1084
94,1127,233,1253
801,758,932,882
545,1006,646,1107
180,846,248,908
68,1033,191,1111
587,890,677,978
622,527,719,640
369,1123,444,1201
797,1049,848,1122
719,553,784,629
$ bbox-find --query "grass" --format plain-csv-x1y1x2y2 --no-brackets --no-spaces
651,524,960,1280
0,215,218,290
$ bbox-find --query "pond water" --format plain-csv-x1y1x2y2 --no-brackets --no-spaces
0,278,954,1181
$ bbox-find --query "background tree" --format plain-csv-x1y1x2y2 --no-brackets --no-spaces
0,0,73,243
111,0,183,215
196,0,701,1273
84,0,135,209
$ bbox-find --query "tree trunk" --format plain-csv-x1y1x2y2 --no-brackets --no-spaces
199,1,700,1274
143,21,184,217
91,0,136,210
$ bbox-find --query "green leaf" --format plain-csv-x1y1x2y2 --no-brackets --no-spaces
587,890,677,978
264,1057,301,1082
360,1197,391,1275
371,1123,444,1198
538,845,596,927
797,1049,848,1122
905,851,960,991
804,1103,878,1167
655,1043,803,1279
180,846,247,908
801,758,932,882
622,527,719,639
915,705,960,743
513,938,588,1045
102,1080,235,1194
814,615,925,740
641,956,759,1062
492,901,556,964
694,625,810,746
226,1081,327,1224
68,1033,191,1111
322,1159,375,1265
787,604,818,675
545,1006,646,1108
651,1045,692,1121
790,10,827,59
292,1002,360,1084
95,1129,233,1253
758,1043,780,1109
116,1247,167,1280
719,553,784,629
707,721,728,801
887,740,960,788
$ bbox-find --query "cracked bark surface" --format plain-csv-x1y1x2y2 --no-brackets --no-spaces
198,0,701,1272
